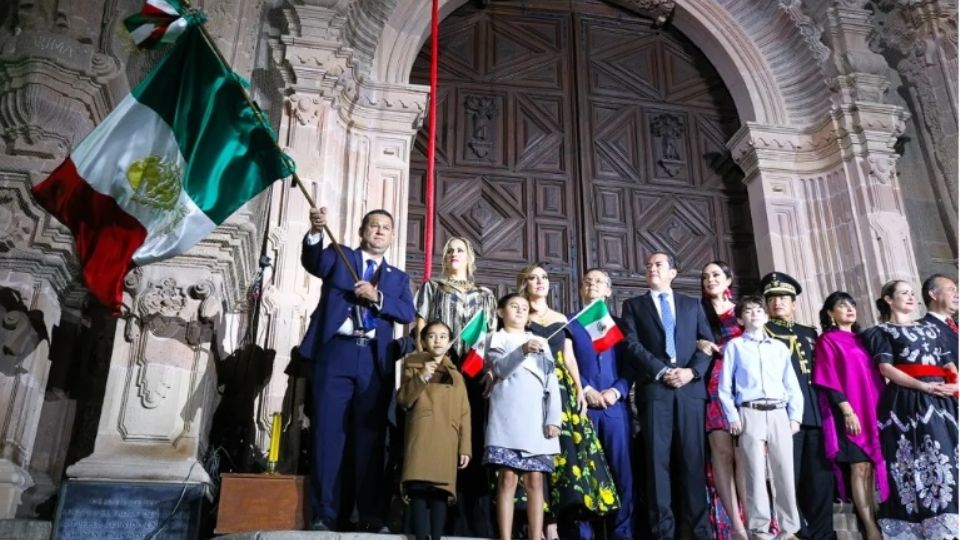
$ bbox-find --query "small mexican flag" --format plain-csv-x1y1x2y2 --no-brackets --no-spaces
459,311,488,377
31,25,295,311
573,298,624,353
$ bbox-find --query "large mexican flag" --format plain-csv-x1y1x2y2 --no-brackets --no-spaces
31,25,294,311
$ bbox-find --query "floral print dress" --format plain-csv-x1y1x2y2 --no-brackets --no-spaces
864,322,958,540
530,321,620,518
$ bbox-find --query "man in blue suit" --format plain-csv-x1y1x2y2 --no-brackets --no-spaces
569,268,635,540
621,252,713,540
300,207,416,532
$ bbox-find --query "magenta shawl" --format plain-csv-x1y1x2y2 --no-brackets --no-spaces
812,329,889,501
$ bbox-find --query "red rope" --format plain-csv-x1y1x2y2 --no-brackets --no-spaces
423,0,439,282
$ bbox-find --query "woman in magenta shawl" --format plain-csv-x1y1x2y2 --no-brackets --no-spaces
812,291,886,540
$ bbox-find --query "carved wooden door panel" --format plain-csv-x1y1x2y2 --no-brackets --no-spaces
407,4,582,309
407,1,758,314
572,12,758,307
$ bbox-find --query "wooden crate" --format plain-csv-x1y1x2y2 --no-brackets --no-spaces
214,473,309,533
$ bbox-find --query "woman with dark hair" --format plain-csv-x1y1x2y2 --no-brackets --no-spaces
864,280,958,539
699,261,746,540
812,292,885,540
515,262,619,540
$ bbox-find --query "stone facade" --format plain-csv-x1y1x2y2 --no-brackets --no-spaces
0,0,954,521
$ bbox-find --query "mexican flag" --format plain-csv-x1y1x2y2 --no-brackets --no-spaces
31,25,295,311
459,311,488,377
573,298,624,353
123,0,198,50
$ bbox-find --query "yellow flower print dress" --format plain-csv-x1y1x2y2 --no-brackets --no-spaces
530,321,620,518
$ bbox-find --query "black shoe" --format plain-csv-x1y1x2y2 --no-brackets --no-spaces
356,520,390,533
309,518,335,531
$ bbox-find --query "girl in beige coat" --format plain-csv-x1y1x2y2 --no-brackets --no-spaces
397,320,471,540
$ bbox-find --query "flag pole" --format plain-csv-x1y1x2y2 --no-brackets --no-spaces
422,0,439,283
543,298,601,341
180,1,361,283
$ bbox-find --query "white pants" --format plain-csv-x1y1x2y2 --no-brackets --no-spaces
738,407,800,540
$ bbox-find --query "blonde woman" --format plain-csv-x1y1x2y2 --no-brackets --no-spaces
413,236,496,536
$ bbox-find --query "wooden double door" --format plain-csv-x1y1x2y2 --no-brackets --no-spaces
406,0,758,314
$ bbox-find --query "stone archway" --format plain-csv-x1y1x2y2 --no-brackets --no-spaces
368,0,919,321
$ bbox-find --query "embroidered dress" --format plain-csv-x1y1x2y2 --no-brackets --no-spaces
864,322,958,540
704,307,744,540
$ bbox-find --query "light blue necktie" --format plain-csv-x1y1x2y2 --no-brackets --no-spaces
659,292,676,362
361,259,377,330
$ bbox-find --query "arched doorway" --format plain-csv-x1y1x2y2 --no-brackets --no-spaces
405,1,758,313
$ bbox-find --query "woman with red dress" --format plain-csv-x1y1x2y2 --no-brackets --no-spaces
699,261,746,540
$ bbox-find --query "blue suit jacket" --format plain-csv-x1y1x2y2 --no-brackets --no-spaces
621,291,712,402
298,235,416,371
568,314,632,417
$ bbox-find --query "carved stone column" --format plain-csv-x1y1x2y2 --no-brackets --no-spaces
729,2,918,323
254,2,427,453
869,0,958,269
66,271,221,486
0,0,123,519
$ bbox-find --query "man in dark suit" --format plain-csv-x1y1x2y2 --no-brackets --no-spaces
300,207,416,532
921,273,958,362
622,252,713,540
760,272,833,540
570,268,635,540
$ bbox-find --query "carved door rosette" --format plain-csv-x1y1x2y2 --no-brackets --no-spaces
117,272,220,443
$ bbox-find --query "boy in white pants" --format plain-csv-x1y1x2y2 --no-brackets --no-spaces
718,295,804,540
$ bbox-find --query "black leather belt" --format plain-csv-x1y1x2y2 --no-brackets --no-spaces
336,334,375,346
742,401,786,411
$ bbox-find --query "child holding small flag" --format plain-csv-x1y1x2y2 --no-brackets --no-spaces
397,320,471,540
484,293,562,540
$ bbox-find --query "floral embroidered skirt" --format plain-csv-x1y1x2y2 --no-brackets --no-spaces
877,383,958,540
483,446,554,473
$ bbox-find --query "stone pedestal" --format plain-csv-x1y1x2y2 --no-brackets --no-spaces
19,390,75,518
66,270,222,487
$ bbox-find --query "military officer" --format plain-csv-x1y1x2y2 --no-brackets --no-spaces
760,272,834,540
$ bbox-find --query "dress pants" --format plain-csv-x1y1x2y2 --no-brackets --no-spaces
578,407,634,540
739,407,800,539
794,426,835,540
310,336,390,525
639,394,711,540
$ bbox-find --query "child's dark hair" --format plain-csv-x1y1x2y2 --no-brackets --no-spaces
734,295,766,319
498,292,528,310
420,320,452,345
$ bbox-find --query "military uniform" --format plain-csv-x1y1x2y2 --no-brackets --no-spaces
760,273,835,540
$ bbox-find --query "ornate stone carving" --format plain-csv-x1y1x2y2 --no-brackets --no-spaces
0,0,125,158
603,0,676,26
777,0,831,64
865,154,897,183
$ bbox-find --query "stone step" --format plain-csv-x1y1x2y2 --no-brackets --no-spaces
218,534,486,540
216,504,866,540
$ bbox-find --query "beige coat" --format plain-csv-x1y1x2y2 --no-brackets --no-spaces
397,352,471,502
